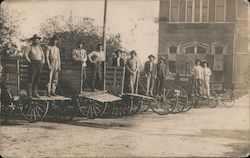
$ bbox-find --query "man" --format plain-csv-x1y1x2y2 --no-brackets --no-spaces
126,50,139,93
202,61,212,97
46,35,61,96
191,59,203,96
156,56,169,95
72,40,88,91
112,49,125,66
144,54,157,96
88,44,105,91
25,34,45,98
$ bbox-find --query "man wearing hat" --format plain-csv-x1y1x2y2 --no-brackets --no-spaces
72,40,88,91
125,50,139,93
25,34,45,98
46,35,61,96
112,49,125,67
144,54,157,96
156,56,169,95
191,59,203,96
88,44,105,91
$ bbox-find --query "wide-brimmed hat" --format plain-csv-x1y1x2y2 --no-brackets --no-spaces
76,40,85,46
130,50,137,56
202,61,208,66
148,54,155,59
30,34,41,41
50,35,59,41
115,49,122,55
159,56,165,60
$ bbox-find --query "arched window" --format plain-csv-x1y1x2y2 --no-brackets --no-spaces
169,45,178,54
197,45,207,54
215,45,224,54
185,46,195,54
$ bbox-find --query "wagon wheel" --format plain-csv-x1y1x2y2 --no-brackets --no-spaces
111,101,126,117
221,90,234,108
140,99,151,112
161,88,177,113
77,97,107,119
129,97,142,114
172,86,188,113
120,98,133,116
183,95,195,112
53,100,77,122
0,89,14,123
207,98,218,108
20,99,49,123
150,98,167,115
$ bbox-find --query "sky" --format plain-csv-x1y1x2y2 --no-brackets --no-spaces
3,0,159,63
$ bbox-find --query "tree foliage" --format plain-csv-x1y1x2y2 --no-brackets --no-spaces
0,3,23,56
39,13,122,59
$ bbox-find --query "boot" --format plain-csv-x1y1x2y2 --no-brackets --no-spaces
47,84,51,97
32,85,40,98
51,83,57,96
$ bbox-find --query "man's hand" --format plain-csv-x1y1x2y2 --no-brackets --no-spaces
58,67,61,71
48,66,52,70
145,74,148,78
42,60,45,64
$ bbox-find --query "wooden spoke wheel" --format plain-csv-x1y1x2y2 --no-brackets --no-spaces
161,88,178,113
111,101,126,118
140,99,151,112
150,99,167,115
207,98,219,108
20,99,49,123
172,86,188,113
120,98,133,116
76,97,107,119
0,89,14,123
183,95,195,112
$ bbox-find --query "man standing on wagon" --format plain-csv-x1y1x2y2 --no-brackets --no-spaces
88,44,105,92
125,50,139,94
112,49,125,67
144,54,157,96
46,35,61,96
156,56,169,96
72,40,88,91
25,34,45,98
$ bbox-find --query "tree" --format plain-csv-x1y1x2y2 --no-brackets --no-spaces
39,13,122,59
0,2,24,56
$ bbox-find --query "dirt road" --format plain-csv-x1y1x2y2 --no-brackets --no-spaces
1,95,249,157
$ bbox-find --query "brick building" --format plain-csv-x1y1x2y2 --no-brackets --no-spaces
158,0,249,92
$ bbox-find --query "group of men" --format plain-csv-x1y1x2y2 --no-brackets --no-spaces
25,34,105,98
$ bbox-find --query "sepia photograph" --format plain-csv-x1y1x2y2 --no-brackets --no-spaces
0,0,249,157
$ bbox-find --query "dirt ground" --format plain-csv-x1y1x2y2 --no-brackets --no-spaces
0,94,249,157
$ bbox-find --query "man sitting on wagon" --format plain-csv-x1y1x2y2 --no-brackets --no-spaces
25,34,45,98
46,35,61,96
72,40,88,91
88,44,105,92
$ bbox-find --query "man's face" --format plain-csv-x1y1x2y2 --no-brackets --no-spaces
204,63,207,67
131,53,135,58
149,57,154,62
79,43,83,49
117,52,121,57
197,61,200,65
33,39,40,45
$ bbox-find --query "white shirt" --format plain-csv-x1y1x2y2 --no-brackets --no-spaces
203,67,212,81
192,65,203,79
117,57,120,66
88,51,105,62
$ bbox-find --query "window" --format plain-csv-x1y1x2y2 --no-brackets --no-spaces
214,71,223,81
194,0,201,22
185,46,195,54
202,0,209,22
184,43,208,54
216,0,225,22
171,0,179,22
197,45,207,54
169,61,176,73
179,0,186,22
187,0,193,22
169,45,178,54
215,45,224,54
237,0,248,19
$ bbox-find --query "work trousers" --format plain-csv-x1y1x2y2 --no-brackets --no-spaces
92,62,102,90
146,73,155,95
28,60,43,96
47,60,59,95
156,76,164,95
192,78,203,96
127,72,137,93
203,78,210,97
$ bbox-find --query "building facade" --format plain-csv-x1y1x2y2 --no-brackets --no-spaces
158,0,249,91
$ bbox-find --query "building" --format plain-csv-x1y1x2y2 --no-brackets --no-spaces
158,0,249,92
